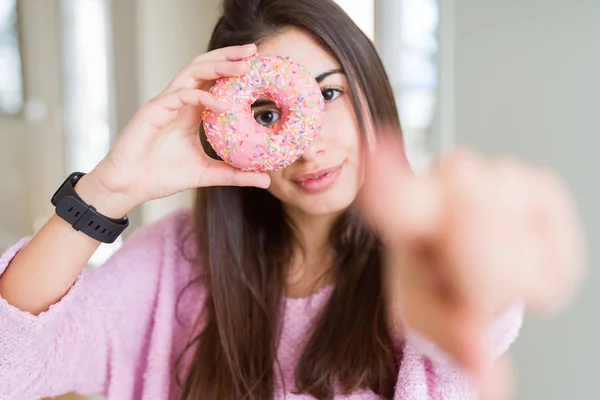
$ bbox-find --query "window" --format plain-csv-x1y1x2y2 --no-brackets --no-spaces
61,0,121,266
0,0,23,114
398,0,439,173
334,0,375,40
336,0,440,173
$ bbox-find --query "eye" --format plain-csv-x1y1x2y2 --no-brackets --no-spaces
322,88,342,102
253,109,282,127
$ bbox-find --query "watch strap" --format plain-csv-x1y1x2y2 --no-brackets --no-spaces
51,172,129,243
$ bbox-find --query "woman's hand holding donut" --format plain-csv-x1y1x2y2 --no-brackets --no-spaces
359,129,586,380
81,44,270,217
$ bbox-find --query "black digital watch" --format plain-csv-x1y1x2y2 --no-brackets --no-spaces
50,172,129,243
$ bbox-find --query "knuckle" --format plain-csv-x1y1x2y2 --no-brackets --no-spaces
144,95,164,110
191,54,205,64
439,149,470,171
173,87,192,97
216,61,233,72
438,151,475,181
182,64,197,77
148,92,165,103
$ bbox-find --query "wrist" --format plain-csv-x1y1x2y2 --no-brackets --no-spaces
73,172,137,219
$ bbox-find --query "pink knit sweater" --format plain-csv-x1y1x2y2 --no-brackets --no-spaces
0,209,523,400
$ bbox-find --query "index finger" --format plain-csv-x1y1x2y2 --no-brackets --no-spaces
161,44,257,95
163,60,251,95
191,43,257,64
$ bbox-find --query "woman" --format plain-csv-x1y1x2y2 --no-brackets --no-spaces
0,0,584,399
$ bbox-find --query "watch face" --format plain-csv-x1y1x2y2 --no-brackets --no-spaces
51,172,85,206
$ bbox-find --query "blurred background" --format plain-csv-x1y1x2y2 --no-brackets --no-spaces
0,0,597,399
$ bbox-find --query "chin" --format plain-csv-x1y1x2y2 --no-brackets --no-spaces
288,187,358,217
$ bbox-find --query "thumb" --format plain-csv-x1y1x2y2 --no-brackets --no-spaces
197,159,271,188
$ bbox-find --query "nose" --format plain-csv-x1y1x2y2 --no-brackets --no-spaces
299,132,326,162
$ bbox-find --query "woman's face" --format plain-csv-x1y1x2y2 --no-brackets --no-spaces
257,28,366,218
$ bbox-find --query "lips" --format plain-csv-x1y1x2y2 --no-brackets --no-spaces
291,165,342,193
292,166,340,183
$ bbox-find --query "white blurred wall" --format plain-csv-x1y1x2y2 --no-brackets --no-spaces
448,0,599,398
0,0,65,252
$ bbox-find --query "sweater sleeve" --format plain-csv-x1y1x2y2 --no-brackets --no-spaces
393,303,524,400
0,213,176,399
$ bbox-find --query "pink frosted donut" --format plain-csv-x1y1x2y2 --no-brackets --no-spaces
202,55,324,172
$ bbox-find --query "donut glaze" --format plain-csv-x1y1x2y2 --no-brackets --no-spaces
202,55,325,172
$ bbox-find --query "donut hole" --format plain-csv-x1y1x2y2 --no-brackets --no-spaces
251,97,283,129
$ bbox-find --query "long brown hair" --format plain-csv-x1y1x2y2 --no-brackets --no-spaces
177,0,403,399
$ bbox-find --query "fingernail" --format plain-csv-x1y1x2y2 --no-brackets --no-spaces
242,43,257,50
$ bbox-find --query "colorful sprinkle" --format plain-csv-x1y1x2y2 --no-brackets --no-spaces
202,55,325,172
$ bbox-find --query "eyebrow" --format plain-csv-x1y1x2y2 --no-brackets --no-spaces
252,99,276,108
251,68,345,108
315,68,344,83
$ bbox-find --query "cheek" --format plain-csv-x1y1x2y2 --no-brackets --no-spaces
322,101,366,195
323,101,362,160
